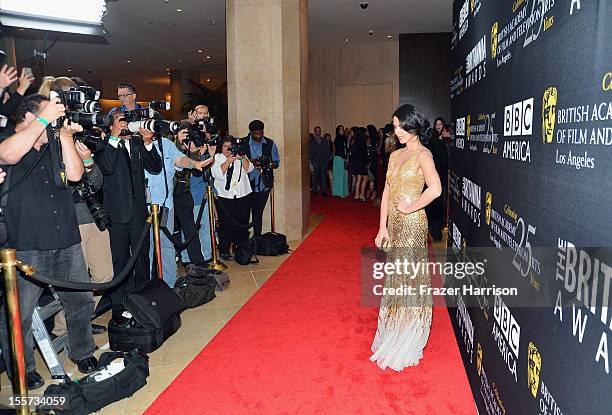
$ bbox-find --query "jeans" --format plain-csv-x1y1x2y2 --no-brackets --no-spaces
149,207,178,288
54,223,114,336
180,201,212,263
0,243,96,375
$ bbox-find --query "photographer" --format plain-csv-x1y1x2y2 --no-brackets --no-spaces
0,95,99,388
179,106,215,267
174,123,214,271
244,120,280,237
145,130,214,287
108,82,142,115
211,136,254,260
95,111,162,327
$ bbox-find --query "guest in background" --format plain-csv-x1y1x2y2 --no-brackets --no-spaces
324,132,334,190
423,121,449,242
309,126,330,196
382,123,396,175
346,127,357,194
332,125,349,197
366,125,379,199
350,127,369,202
430,117,445,140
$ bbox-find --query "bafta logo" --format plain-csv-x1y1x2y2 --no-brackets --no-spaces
542,87,558,143
491,22,498,60
485,192,492,226
466,115,471,141
471,0,475,13
476,342,483,376
527,341,542,398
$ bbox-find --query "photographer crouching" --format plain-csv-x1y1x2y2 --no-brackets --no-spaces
211,136,253,260
0,95,99,387
244,120,280,237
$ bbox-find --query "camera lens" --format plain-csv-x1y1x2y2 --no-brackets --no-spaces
82,100,101,112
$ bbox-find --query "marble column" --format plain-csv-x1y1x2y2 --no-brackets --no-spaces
226,0,310,241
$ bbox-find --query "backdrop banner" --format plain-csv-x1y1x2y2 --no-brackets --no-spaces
447,0,612,413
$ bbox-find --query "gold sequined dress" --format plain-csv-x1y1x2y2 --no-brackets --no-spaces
370,149,433,371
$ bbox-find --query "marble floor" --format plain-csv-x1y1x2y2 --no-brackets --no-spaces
0,213,324,415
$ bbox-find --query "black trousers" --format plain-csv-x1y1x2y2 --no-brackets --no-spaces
250,189,270,237
108,204,150,319
174,203,206,265
217,194,251,255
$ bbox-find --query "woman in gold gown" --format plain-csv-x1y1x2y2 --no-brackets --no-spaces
372,104,442,371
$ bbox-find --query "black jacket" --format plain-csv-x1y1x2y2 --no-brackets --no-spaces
95,137,162,224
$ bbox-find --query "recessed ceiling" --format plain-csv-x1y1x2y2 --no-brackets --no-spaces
9,0,451,86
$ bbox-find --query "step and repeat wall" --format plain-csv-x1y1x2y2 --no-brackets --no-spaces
447,0,612,414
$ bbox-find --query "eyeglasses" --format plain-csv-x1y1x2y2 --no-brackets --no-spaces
117,93,134,98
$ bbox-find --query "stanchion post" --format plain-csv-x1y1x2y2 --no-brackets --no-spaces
270,186,276,233
151,204,163,279
207,184,227,271
0,249,30,415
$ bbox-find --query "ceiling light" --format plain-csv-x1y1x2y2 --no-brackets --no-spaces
198,49,203,53
206,55,211,59
165,68,170,71
0,0,107,24
345,37,350,43
206,78,211,82
387,34,393,38
126,60,131,63
176,8,183,13
67,69,72,72
209,20,218,25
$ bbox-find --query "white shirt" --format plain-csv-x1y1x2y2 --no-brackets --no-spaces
211,153,254,199
107,136,154,156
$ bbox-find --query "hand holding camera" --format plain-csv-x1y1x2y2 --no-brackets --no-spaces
38,98,67,125
75,141,92,162
139,127,155,145
60,118,84,139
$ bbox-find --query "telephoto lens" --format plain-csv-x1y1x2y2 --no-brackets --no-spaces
67,112,110,128
81,100,101,112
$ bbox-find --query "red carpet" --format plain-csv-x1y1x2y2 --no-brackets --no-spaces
146,197,475,415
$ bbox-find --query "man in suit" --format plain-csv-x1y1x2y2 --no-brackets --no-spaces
309,126,330,196
95,111,162,325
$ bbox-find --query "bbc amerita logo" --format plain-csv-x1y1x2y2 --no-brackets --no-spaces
465,35,486,90
461,176,481,227
493,295,520,382
456,117,466,149
503,98,533,163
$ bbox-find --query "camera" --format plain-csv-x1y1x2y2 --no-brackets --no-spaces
73,178,111,231
149,101,171,111
183,117,219,148
50,88,106,129
73,129,106,153
127,119,180,134
254,155,274,171
360,2,369,9
229,136,248,157
124,107,156,122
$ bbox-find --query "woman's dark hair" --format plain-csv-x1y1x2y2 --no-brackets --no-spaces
353,126,367,143
392,104,431,140
367,124,378,146
335,125,345,138
431,116,446,139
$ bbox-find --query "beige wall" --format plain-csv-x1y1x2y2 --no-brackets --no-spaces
309,39,399,134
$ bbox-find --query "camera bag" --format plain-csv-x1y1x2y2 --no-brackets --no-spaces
234,237,259,265
41,350,149,414
172,274,216,309
108,278,184,353
254,232,290,256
